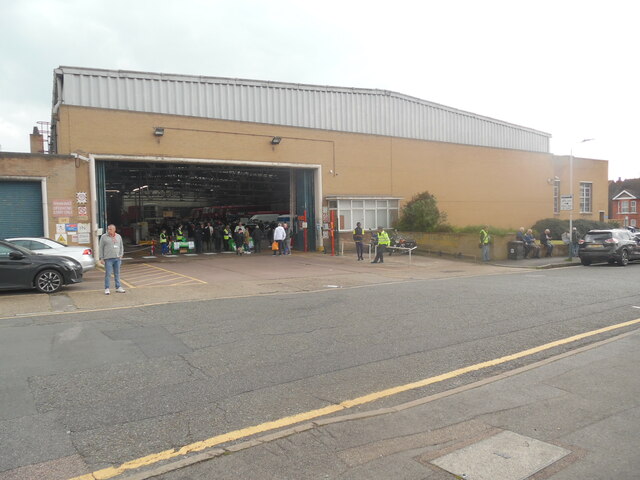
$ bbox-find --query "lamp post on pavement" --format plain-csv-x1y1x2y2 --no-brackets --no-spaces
568,138,595,260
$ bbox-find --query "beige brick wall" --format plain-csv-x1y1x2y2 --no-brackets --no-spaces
54,106,608,230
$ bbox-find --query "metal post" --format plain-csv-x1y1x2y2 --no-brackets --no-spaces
569,139,594,260
569,150,573,260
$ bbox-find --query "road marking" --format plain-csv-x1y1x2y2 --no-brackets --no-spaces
67,316,640,480
139,263,207,284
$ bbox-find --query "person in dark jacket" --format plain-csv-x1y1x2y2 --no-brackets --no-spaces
541,228,554,257
213,222,223,253
353,222,364,261
251,225,264,253
203,222,212,252
194,223,203,253
233,227,245,255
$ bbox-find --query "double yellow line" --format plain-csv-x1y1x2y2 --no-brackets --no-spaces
70,317,640,480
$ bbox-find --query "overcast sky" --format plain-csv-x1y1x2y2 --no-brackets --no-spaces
1,0,638,180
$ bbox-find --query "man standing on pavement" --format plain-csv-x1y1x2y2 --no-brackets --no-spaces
571,227,580,257
99,224,125,295
371,226,390,263
353,222,364,261
480,226,491,262
541,228,554,257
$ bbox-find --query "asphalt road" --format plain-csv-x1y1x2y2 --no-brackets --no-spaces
1,261,639,479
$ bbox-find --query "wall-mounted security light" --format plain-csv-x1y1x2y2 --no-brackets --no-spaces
271,136,282,145
154,127,165,136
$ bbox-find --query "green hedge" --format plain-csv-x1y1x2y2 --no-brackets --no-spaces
531,218,619,240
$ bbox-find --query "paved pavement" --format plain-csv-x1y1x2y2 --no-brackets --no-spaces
134,328,640,480
2,249,637,480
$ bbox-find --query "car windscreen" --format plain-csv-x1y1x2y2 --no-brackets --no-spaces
584,232,612,242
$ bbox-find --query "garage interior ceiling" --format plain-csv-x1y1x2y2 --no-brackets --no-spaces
104,161,290,206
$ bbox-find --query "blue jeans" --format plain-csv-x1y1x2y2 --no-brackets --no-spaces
482,244,490,261
104,258,122,289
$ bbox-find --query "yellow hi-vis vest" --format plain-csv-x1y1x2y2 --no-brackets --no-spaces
377,230,391,246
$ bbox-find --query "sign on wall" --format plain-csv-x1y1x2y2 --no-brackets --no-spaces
560,194,573,211
52,200,73,216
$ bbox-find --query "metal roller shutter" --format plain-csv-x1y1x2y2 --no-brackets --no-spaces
0,181,44,238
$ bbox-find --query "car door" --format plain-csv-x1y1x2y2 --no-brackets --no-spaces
0,244,35,289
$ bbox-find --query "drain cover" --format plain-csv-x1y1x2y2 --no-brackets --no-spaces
431,431,570,480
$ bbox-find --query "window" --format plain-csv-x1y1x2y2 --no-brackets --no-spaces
632,201,637,214
619,200,629,214
329,198,400,231
553,180,560,214
631,219,637,227
580,182,592,213
30,241,50,250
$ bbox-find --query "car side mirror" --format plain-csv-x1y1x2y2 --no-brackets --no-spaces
9,251,25,260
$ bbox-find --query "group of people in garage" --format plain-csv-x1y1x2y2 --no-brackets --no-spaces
158,220,293,255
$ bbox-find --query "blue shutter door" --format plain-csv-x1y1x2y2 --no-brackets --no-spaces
0,181,44,238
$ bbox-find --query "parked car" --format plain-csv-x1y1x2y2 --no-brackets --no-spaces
0,240,83,293
4,237,96,272
578,229,640,266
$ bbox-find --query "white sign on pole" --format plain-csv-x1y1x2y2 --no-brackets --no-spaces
560,194,573,211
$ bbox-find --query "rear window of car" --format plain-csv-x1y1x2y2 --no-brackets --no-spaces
584,232,612,242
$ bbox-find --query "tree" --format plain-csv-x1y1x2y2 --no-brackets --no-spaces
396,191,446,232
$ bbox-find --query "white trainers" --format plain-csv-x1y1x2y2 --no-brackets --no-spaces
105,288,110,295
116,287,126,293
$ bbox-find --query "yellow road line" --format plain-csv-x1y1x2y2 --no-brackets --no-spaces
140,263,207,284
68,317,640,480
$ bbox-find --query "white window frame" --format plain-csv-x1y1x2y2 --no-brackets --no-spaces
632,200,637,214
579,182,592,214
327,196,400,232
619,200,629,214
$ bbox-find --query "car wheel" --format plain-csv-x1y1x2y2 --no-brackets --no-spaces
35,269,63,293
580,258,591,266
618,250,629,266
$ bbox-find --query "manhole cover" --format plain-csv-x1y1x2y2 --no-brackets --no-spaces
431,431,570,480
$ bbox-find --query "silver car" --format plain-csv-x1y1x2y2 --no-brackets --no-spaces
5,237,96,272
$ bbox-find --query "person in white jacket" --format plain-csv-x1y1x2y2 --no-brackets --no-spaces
272,223,286,256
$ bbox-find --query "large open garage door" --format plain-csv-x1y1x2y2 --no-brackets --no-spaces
96,159,316,251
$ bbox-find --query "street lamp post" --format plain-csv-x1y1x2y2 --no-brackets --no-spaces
568,138,594,260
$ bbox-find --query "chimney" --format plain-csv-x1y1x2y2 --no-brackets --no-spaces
30,126,44,153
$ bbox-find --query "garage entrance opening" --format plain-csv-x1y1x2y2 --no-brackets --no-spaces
97,160,316,251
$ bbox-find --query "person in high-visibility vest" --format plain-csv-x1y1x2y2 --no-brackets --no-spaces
223,226,231,251
159,229,169,255
371,226,390,263
175,226,184,242
479,226,491,262
353,222,364,261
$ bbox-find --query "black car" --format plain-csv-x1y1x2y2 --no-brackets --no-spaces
0,239,83,293
578,229,640,266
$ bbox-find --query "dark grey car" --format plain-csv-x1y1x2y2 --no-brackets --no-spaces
578,229,640,266
0,240,83,293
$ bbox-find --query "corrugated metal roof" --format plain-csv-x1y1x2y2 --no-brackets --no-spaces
53,66,551,153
